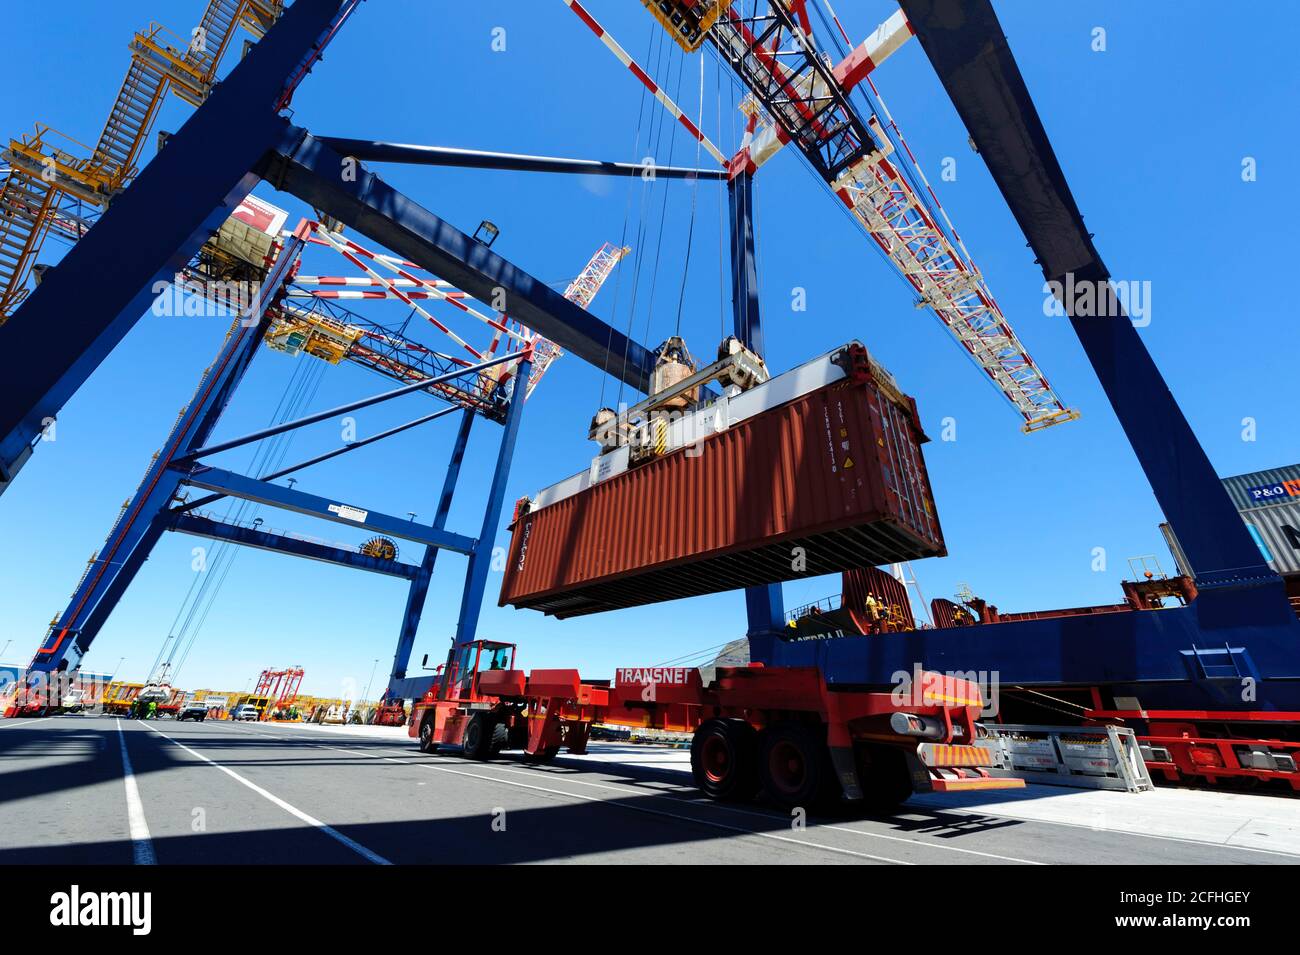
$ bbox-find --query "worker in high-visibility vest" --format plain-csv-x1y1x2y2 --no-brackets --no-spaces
865,593,882,634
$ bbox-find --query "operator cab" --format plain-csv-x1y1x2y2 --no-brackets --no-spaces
441,640,516,702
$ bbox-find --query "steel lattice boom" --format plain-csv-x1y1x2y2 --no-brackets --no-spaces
706,1,1075,431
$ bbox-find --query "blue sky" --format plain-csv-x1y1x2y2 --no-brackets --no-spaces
1,1,1295,698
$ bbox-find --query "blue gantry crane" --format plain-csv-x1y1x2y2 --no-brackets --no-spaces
1,0,1296,752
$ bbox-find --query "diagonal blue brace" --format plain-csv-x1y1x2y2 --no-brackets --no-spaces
177,349,524,464
0,0,354,498
258,128,656,394
181,466,477,554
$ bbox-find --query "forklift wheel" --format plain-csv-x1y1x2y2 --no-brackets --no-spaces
418,715,439,754
490,721,509,753
523,745,560,764
507,715,530,750
462,713,494,760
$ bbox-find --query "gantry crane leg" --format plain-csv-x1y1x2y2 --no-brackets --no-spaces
387,408,475,698
728,169,786,646
28,236,305,678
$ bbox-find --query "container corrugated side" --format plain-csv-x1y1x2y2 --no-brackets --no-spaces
499,367,944,617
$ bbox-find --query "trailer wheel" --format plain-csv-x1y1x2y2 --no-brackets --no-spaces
462,713,494,760
691,719,759,801
418,715,439,754
759,724,834,810
855,744,914,814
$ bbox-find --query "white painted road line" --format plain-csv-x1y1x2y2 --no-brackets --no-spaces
115,720,156,865
0,717,51,729
239,725,912,865
482,761,1049,865
141,722,391,866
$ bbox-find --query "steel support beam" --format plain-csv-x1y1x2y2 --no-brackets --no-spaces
169,513,421,580
451,359,532,648
181,466,477,554
0,0,352,497
316,139,728,180
389,407,476,690
729,170,765,356
728,169,785,645
258,128,656,394
743,0,1300,707
898,0,1273,590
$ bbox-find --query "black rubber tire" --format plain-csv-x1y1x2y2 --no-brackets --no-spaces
507,715,530,751
690,718,760,801
523,745,560,764
758,723,835,810
418,715,439,754
462,713,494,760
490,720,510,753
854,743,914,814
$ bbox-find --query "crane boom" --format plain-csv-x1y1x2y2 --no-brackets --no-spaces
708,1,1076,432
574,1,1075,431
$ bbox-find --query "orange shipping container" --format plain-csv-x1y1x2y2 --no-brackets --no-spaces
499,344,945,617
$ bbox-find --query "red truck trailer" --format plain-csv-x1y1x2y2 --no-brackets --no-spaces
410,639,1021,810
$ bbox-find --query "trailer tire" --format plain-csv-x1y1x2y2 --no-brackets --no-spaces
855,743,913,814
691,718,759,801
462,713,494,760
758,723,834,810
418,715,439,754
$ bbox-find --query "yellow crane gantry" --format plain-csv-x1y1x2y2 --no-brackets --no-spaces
0,1,284,319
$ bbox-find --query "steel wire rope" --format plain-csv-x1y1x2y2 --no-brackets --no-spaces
615,25,672,410
598,19,657,411
673,53,707,337
640,43,687,348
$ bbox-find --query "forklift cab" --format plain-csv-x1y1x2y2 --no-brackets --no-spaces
440,640,516,702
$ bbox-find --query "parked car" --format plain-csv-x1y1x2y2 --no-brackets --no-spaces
230,704,261,722
177,700,211,722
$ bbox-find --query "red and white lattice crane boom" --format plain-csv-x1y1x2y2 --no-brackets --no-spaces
564,0,1076,432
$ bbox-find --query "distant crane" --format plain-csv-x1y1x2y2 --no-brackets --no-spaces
282,226,629,400
253,666,304,713
0,0,285,318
